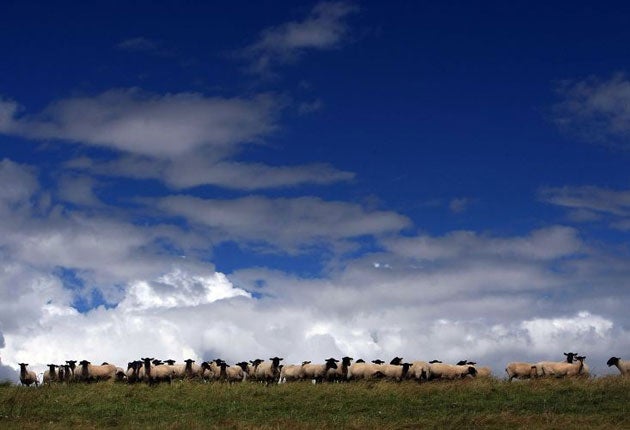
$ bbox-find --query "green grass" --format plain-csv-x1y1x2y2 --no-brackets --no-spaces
1,377,628,429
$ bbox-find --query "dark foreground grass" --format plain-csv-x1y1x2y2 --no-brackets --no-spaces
1,377,628,429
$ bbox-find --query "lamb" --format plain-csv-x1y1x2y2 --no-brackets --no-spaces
533,355,586,378
43,364,60,385
505,362,537,381
18,363,38,387
607,357,630,376
327,356,353,382
76,360,118,383
253,357,284,384
302,358,338,383
428,362,477,380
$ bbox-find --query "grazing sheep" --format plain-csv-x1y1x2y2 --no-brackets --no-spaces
18,363,38,387
302,358,338,383
533,355,586,378
43,364,60,385
389,357,403,365
253,357,284,384
406,361,431,382
428,362,477,380
607,357,630,376
355,359,365,363
327,356,353,382
372,359,385,365
505,362,536,381
459,361,492,378
76,360,118,383
376,363,412,381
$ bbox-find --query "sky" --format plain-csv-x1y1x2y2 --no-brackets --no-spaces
1,0,630,381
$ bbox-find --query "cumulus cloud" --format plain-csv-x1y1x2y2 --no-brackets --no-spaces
540,185,630,230
553,73,630,148
241,1,358,74
1,157,629,381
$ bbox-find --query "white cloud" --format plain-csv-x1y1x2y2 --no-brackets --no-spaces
242,1,358,74
554,74,630,147
540,185,630,230
383,226,584,262
155,195,411,251
0,88,278,157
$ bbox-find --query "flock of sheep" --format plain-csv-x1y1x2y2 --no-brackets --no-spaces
16,353,629,387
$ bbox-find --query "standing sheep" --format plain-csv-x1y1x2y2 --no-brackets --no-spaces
43,364,60,385
376,363,413,381
406,361,431,382
327,356,353,382
18,363,38,387
253,357,284,384
302,358,338,383
505,362,536,381
607,357,630,376
76,360,118,383
280,361,309,383
533,356,586,378
428,362,477,380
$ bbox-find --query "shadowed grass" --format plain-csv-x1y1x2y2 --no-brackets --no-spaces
1,377,628,429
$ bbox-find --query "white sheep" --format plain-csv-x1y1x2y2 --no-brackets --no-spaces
326,356,353,382
533,355,586,378
505,362,536,381
217,360,245,383
253,357,284,384
302,358,338,383
76,360,118,383
428,362,477,380
406,361,431,382
139,357,175,384
280,361,309,383
459,361,492,378
607,357,630,376
347,361,382,380
376,363,412,381
18,363,38,387
43,364,60,385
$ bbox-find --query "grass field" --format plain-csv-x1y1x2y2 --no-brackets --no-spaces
1,377,628,429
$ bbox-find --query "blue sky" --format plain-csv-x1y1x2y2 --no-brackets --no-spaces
1,1,630,379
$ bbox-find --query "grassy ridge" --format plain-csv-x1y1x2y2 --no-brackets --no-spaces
1,378,628,429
